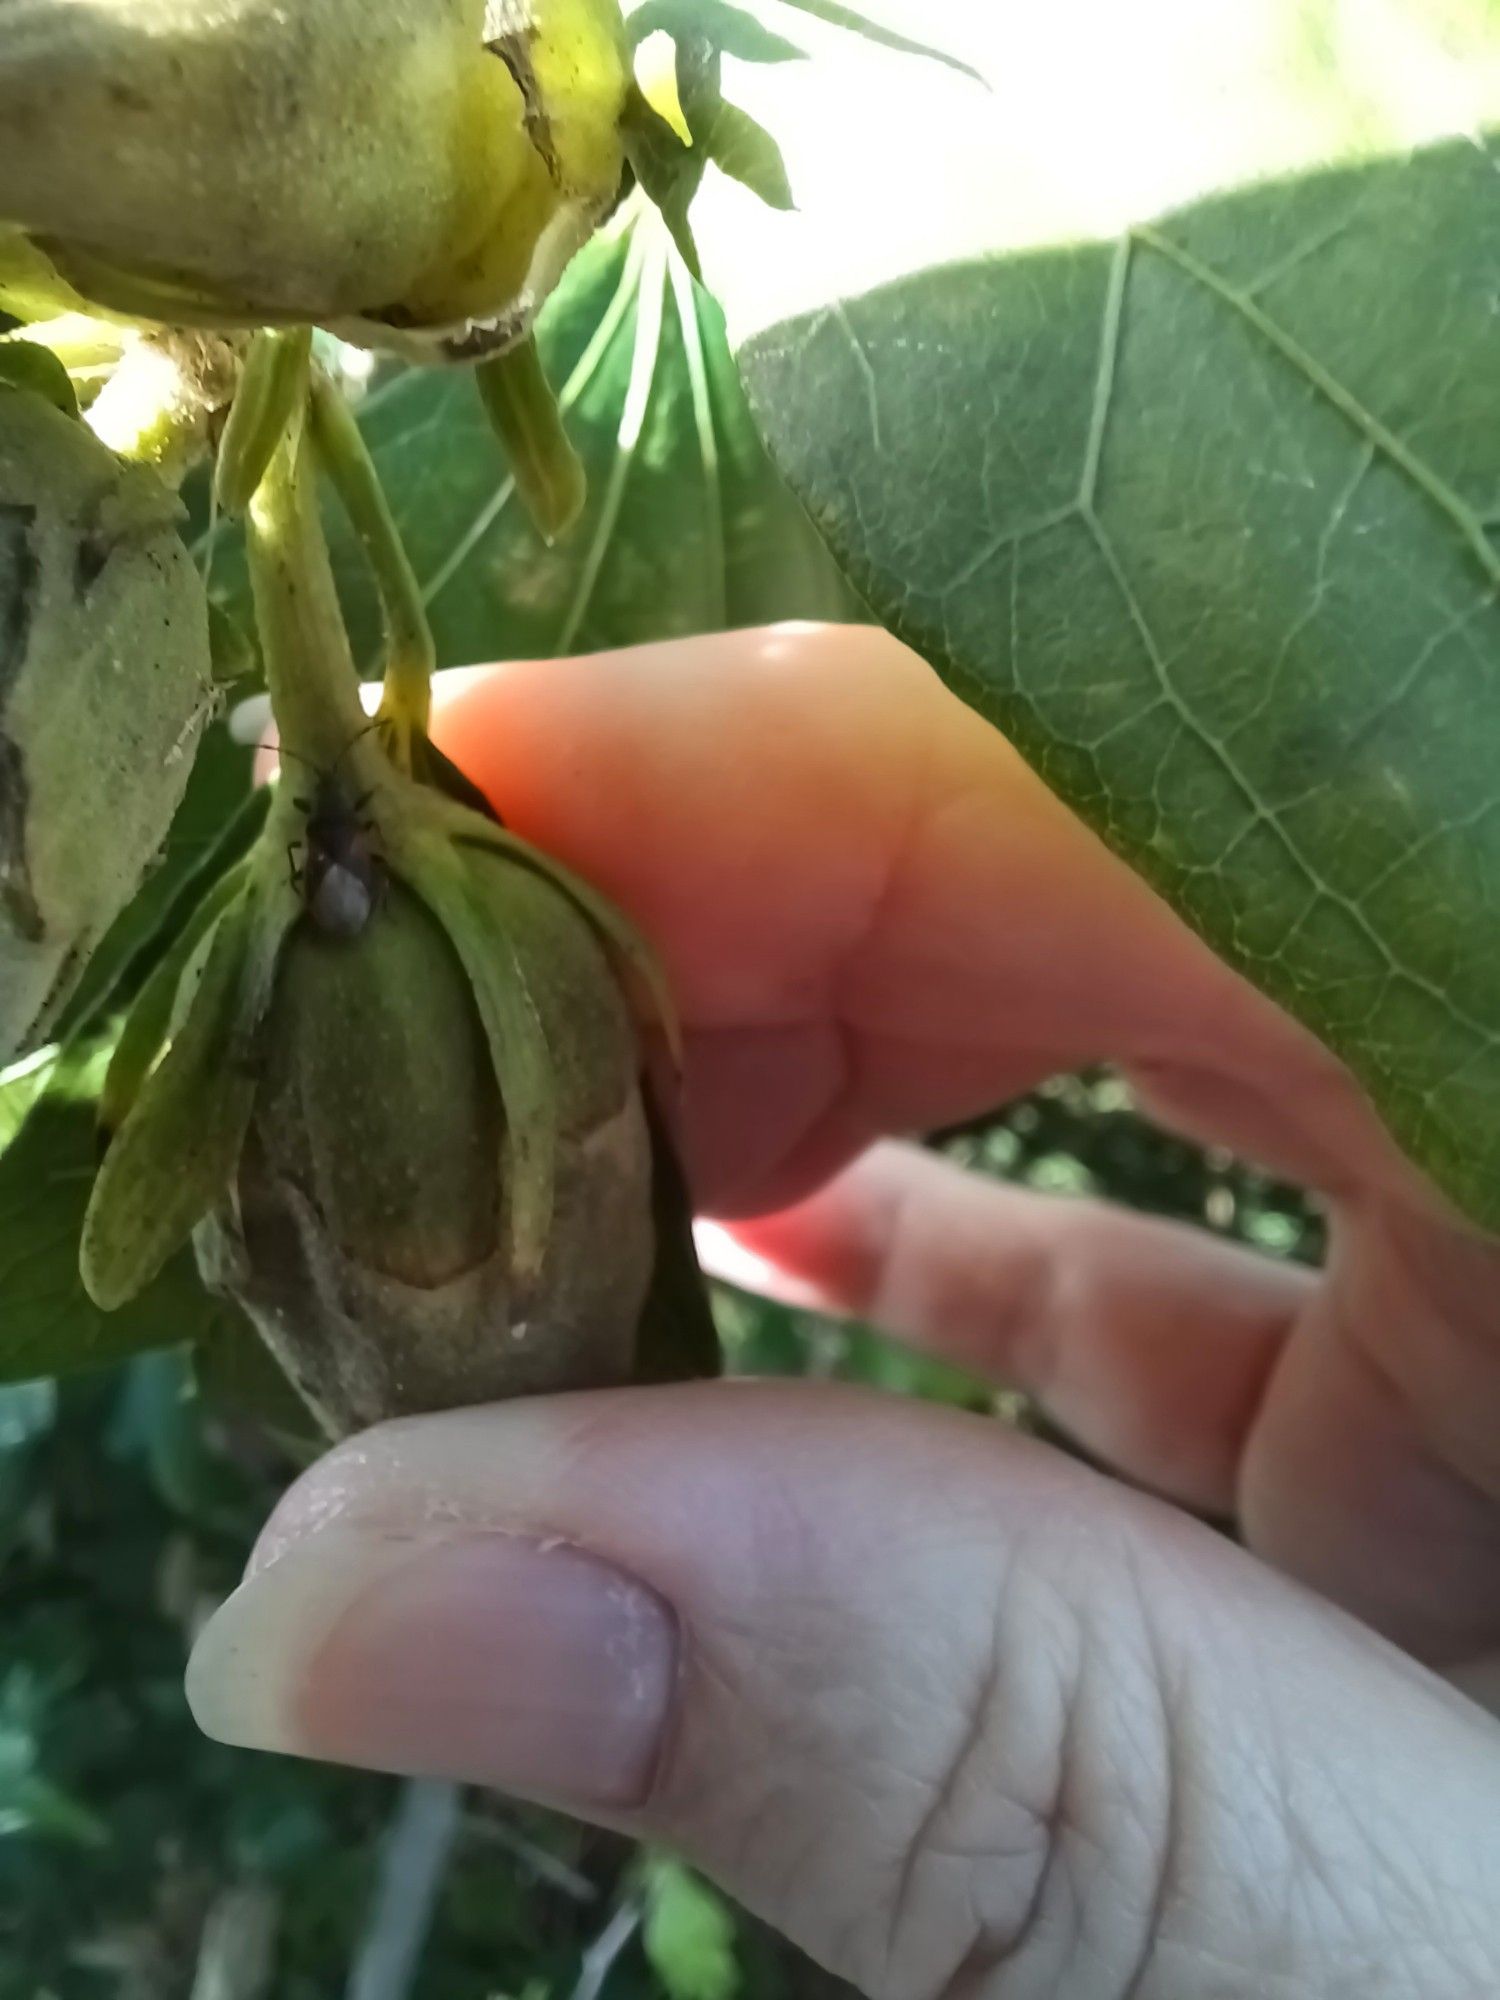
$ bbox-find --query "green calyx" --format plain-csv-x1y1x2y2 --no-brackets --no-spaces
79,863,290,1313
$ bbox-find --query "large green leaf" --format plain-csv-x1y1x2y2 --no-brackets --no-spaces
699,0,1500,1225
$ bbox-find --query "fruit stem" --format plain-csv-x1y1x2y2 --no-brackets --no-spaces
247,410,373,778
308,373,435,762
217,328,315,515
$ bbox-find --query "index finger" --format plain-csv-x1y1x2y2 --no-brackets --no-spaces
432,625,1404,1214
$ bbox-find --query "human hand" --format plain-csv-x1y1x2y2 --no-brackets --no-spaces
190,625,1500,1997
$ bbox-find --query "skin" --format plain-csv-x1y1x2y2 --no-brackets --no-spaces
195,624,1500,1998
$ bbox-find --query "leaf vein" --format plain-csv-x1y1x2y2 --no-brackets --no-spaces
1079,234,1132,509
1136,224,1500,590
832,300,883,454
558,237,669,654
1080,507,1500,1053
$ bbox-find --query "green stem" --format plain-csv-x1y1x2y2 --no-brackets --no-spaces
308,373,436,747
216,327,314,515
247,418,372,777
474,335,587,545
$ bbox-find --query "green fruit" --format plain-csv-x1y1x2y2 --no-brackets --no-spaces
82,756,717,1438
0,0,631,357
197,857,656,1435
0,378,213,1060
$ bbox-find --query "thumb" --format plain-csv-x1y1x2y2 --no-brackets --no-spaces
187,1384,1500,1998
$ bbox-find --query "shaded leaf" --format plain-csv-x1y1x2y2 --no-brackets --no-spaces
0,1766,109,1848
623,93,706,277
327,209,857,670
105,1349,245,1520
0,1377,55,1452
705,0,1500,1227
771,0,983,80
0,1046,62,1150
0,1044,233,1385
81,910,257,1313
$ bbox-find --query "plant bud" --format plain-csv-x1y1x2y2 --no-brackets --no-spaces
0,377,213,1059
0,0,631,357
194,851,656,1435
82,718,717,1437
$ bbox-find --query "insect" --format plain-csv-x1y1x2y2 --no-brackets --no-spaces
276,733,385,940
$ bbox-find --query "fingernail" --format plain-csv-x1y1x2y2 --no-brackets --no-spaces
186,1528,677,1809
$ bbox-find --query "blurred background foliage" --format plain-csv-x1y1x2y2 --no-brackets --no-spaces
0,1070,1320,2000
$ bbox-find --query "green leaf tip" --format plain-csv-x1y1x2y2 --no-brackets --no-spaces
628,0,807,63
770,0,984,82
642,1857,740,2000
695,98,795,209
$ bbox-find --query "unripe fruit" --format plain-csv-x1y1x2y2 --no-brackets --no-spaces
80,751,714,1439
195,859,656,1436
0,0,632,356
0,378,212,1059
